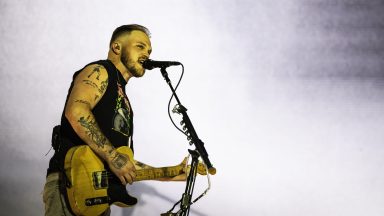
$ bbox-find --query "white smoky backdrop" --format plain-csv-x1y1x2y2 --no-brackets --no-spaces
0,0,383,215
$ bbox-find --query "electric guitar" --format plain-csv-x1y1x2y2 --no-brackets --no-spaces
63,145,207,216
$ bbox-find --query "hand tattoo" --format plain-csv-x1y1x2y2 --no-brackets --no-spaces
111,154,128,169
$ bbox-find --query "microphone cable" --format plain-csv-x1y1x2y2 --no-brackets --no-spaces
166,63,188,136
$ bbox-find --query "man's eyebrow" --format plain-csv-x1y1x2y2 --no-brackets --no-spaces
137,42,149,47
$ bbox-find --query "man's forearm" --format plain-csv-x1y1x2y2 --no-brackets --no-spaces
66,107,122,164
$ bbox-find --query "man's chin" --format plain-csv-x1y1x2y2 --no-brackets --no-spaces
133,69,145,77
127,65,145,77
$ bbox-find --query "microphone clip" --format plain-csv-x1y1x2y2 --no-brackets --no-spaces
172,104,188,115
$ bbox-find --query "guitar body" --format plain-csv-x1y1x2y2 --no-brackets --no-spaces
64,145,137,216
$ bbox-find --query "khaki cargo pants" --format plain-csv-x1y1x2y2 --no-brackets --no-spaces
43,172,110,216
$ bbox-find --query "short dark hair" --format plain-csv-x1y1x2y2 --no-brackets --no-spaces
109,24,151,47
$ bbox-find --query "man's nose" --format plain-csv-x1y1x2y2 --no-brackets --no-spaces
141,53,149,59
145,50,151,57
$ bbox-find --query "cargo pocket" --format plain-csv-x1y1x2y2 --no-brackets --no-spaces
43,174,60,205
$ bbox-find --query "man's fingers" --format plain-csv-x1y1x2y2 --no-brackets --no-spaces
130,172,136,180
119,176,127,185
124,173,133,184
128,164,136,180
131,164,136,172
114,160,136,185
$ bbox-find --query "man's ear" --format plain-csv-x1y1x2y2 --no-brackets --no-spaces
112,42,121,55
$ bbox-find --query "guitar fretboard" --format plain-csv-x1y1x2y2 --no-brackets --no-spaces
135,165,183,181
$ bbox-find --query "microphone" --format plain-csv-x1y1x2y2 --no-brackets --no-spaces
142,59,181,70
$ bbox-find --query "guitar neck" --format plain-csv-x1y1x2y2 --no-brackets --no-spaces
134,165,183,181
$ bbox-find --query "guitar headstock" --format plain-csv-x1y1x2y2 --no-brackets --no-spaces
196,162,208,175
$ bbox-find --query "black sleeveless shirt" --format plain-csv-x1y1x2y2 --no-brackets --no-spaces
47,59,134,174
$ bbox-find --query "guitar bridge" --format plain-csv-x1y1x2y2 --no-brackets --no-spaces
92,171,108,189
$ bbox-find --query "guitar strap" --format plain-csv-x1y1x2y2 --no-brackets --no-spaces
128,135,133,150
58,172,77,216
51,125,77,216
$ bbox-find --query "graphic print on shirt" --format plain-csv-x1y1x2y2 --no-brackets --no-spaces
112,82,132,136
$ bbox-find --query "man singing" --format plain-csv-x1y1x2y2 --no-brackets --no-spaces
43,24,187,216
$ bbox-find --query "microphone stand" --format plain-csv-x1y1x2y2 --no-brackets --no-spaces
159,67,215,216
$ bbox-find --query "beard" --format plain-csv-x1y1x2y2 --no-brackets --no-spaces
121,52,144,77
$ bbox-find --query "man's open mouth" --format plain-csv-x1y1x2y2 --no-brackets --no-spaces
138,59,146,65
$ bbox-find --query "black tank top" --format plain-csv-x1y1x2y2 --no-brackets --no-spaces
47,59,134,174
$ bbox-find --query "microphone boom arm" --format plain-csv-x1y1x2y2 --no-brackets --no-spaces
160,67,216,175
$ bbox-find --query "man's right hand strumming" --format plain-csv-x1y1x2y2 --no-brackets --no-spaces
107,151,136,185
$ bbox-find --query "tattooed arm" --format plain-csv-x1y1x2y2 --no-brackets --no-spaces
65,64,136,185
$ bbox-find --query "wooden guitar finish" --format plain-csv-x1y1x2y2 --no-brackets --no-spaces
64,145,206,216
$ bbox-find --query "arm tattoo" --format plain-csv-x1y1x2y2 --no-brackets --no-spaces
93,79,108,101
99,79,108,94
74,99,91,106
82,80,98,89
111,154,128,169
88,65,102,80
78,115,107,148
82,78,108,100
